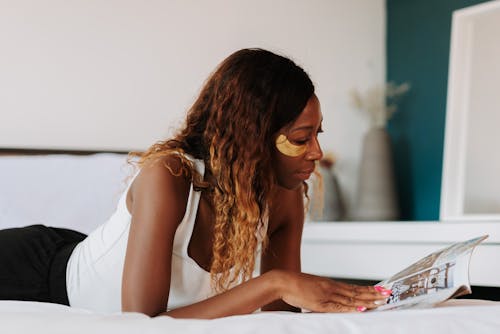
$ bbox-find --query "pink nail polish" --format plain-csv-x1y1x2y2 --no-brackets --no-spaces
356,306,367,312
375,286,392,295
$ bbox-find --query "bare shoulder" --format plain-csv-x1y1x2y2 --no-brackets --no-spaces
268,185,305,234
127,155,191,224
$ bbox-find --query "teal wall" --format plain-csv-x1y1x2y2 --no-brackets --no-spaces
386,0,490,220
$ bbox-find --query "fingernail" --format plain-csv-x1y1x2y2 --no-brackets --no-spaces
356,306,367,312
374,286,392,295
374,299,389,305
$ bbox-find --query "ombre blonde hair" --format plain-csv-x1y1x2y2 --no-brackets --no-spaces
131,49,314,292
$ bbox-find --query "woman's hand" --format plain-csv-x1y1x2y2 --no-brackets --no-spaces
278,271,391,313
159,269,389,319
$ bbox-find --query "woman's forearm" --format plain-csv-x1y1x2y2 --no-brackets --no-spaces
158,270,389,318
161,270,286,319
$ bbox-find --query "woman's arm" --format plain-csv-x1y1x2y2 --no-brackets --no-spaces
260,185,305,312
260,185,390,313
163,269,387,318
121,157,190,316
164,270,282,318
120,158,286,318
121,160,387,318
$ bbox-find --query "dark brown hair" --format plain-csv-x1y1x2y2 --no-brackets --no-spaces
133,48,314,290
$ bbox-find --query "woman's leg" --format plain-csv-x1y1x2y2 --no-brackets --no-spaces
47,227,87,305
0,225,85,305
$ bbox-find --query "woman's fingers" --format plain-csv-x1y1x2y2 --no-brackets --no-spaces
321,302,355,313
319,301,370,313
325,290,386,310
320,281,391,311
332,281,392,301
282,272,391,313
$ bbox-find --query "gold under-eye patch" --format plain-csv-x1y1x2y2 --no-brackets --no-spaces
275,134,307,157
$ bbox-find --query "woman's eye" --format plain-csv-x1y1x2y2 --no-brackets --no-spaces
293,139,309,145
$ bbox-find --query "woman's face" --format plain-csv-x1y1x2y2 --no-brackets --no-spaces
272,94,323,190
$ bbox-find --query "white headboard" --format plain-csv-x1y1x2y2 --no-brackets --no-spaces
0,153,131,234
440,0,500,221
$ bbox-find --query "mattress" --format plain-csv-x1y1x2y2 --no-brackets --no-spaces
1,299,500,334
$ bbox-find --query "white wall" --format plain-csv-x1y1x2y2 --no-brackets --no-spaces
0,0,385,217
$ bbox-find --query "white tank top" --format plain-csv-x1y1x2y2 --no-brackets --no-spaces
66,156,266,313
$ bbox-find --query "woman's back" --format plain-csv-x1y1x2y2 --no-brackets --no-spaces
66,156,228,312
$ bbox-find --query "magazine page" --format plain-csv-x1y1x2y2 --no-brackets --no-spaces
372,235,488,311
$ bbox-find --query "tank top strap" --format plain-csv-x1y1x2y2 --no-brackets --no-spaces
117,169,140,209
172,156,205,257
255,206,269,243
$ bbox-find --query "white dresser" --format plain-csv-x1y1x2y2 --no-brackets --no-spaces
301,221,500,287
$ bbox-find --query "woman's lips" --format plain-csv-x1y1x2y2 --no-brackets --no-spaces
295,169,314,180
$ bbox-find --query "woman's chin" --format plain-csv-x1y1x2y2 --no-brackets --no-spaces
276,178,305,191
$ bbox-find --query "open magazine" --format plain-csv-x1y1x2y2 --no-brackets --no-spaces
373,235,488,311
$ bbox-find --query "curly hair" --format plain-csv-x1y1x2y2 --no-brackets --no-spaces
131,48,314,291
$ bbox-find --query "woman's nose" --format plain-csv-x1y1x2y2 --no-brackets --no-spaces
306,137,323,161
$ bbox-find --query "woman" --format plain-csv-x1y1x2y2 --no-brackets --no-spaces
0,48,390,318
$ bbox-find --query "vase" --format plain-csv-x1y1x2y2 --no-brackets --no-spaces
309,165,346,221
353,127,399,221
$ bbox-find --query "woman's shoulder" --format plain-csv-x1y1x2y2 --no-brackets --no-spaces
127,155,192,218
140,154,193,189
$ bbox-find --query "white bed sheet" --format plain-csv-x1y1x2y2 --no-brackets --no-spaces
1,300,500,334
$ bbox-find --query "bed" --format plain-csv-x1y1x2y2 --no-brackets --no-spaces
1,152,500,333
2,0,500,329
1,299,499,334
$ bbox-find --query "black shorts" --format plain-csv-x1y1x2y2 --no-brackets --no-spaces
0,225,86,305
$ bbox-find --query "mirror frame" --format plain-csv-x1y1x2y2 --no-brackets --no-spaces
440,0,500,221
